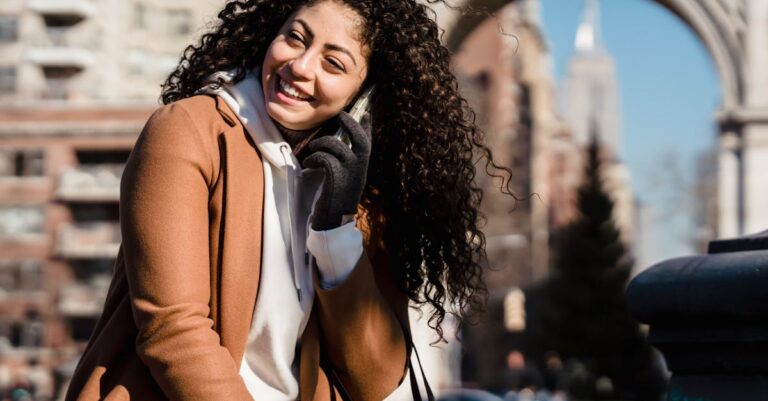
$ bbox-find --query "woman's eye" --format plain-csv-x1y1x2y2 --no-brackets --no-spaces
287,31,303,44
326,58,345,72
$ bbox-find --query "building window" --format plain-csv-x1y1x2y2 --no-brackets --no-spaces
10,311,44,348
76,149,131,164
0,260,43,292
0,265,14,291
0,206,45,238
166,9,192,36
18,261,42,291
71,259,114,280
0,149,45,177
0,15,18,43
0,66,15,93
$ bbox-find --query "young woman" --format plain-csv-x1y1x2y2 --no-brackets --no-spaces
66,0,510,400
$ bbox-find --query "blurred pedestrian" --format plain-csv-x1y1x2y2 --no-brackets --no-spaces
542,351,563,391
503,351,543,392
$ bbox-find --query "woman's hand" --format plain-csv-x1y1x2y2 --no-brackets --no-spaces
304,111,371,231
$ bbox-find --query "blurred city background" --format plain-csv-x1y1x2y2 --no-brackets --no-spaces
1,0,766,400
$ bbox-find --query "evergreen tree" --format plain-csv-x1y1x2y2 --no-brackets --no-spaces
528,133,666,400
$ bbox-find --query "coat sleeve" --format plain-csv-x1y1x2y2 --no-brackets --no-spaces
313,245,409,401
119,103,253,401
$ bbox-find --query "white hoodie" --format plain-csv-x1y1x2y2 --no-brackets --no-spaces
201,71,414,401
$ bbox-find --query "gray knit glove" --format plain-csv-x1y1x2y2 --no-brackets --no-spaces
303,112,371,231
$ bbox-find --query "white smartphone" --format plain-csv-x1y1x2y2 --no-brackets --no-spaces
334,85,376,148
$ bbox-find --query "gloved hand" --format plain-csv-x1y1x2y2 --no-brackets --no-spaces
303,111,372,231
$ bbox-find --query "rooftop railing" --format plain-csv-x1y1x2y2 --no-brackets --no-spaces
55,221,120,259
56,164,123,202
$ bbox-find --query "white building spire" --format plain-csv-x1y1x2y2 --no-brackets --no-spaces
574,0,602,52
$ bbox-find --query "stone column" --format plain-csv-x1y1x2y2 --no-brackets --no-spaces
717,124,741,238
740,0,768,235
742,118,768,234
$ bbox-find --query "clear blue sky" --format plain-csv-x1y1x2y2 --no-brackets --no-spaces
540,0,721,264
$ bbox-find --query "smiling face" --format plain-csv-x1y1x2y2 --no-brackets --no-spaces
261,1,369,130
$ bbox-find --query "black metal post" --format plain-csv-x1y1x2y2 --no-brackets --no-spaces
627,230,768,400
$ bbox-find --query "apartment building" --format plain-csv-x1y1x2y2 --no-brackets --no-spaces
0,0,221,103
452,2,574,289
0,1,220,398
449,1,589,390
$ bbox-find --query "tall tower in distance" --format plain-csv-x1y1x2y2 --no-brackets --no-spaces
563,0,622,155
561,0,637,250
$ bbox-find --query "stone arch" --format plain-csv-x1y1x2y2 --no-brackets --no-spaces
445,0,745,110
653,0,745,110
445,0,764,237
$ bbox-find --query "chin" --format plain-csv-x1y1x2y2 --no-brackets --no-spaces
266,106,310,130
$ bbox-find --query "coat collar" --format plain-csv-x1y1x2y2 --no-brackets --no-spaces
202,69,300,170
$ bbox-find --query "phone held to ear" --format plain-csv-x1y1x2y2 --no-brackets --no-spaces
334,85,375,148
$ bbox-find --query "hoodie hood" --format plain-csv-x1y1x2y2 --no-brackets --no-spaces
201,70,297,170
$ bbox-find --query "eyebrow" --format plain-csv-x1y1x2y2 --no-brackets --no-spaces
295,19,358,67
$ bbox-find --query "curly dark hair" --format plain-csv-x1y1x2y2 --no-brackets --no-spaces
161,0,513,341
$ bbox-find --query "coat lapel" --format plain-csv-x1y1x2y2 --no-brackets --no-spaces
216,116,264,364
212,96,326,399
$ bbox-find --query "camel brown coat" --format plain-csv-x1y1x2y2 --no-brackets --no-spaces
65,95,408,401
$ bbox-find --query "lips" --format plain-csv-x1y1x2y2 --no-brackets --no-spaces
276,75,314,102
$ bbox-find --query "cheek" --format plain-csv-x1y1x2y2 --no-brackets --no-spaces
318,80,362,111
263,41,289,71
261,48,276,77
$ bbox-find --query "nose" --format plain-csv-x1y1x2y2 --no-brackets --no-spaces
288,51,315,81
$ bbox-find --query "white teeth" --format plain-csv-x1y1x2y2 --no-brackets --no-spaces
279,78,311,100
